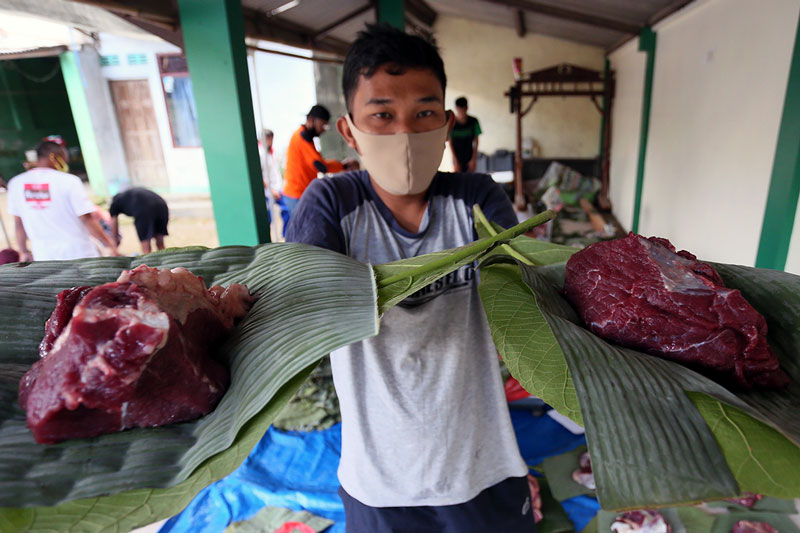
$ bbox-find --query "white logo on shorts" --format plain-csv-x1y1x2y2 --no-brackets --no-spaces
521,496,531,515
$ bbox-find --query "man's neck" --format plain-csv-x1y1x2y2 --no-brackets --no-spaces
369,176,429,234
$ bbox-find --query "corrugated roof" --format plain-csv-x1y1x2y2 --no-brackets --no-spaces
52,0,695,54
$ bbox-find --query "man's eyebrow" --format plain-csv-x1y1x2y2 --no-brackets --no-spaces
418,95,442,103
366,97,392,105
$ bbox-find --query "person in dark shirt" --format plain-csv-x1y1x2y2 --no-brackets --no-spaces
448,96,482,172
109,187,169,254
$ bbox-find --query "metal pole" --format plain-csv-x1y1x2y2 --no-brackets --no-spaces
514,86,525,210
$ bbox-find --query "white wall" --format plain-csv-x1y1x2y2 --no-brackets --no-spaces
610,0,799,266
98,33,209,194
435,15,606,160
785,204,800,274
608,39,645,231
250,43,316,168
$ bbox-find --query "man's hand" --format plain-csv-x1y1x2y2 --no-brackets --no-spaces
19,251,33,262
272,189,283,201
527,474,543,523
467,156,477,173
81,213,122,256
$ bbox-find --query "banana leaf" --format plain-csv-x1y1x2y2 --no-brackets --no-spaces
0,246,377,516
0,212,550,532
540,445,595,501
710,511,800,533
536,477,574,533
595,508,689,533
474,207,800,510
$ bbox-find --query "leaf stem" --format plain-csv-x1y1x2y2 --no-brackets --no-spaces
377,209,555,288
474,205,536,266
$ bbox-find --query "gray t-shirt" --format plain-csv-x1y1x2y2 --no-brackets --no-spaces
286,171,528,507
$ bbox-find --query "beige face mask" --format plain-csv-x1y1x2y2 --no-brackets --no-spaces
345,114,449,195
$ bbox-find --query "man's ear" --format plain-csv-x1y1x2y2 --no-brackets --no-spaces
445,110,456,136
337,115,360,154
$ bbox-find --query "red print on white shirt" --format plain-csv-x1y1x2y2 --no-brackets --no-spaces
24,183,51,208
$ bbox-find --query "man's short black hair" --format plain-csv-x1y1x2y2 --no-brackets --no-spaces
35,140,65,160
307,104,331,122
342,24,446,112
455,96,468,108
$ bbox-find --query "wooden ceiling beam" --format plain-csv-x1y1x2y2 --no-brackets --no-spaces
71,0,350,57
606,0,695,53
113,13,184,48
312,3,372,41
482,0,641,35
242,6,350,57
648,0,694,26
515,9,526,38
405,0,437,27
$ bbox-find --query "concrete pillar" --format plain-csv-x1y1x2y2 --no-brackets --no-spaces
59,45,129,196
376,0,405,30
177,0,269,246
313,60,356,161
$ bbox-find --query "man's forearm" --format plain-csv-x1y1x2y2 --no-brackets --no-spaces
110,217,120,246
80,214,119,254
14,217,31,259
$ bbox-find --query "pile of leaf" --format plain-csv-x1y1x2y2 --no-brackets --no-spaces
474,206,800,511
0,213,552,532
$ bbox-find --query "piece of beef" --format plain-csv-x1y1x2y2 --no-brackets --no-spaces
564,233,788,389
610,510,671,533
0,248,20,265
571,451,595,490
19,265,254,444
38,286,93,357
731,521,778,533
724,492,763,508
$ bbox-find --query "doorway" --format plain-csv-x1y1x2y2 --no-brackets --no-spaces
109,79,169,189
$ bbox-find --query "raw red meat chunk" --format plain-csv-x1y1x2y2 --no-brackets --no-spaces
731,521,778,533
19,265,254,444
564,233,788,389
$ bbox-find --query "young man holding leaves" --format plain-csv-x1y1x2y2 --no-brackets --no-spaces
286,25,536,532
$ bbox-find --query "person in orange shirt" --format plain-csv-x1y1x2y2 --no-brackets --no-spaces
281,105,356,224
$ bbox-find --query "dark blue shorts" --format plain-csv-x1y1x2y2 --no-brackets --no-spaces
338,476,536,533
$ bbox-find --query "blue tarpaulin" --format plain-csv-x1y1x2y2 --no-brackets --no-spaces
160,407,599,533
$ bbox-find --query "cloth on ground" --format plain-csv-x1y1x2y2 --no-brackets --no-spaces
225,506,332,533
159,407,598,533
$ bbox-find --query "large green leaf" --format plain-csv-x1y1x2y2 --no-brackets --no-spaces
473,205,577,267
0,211,559,531
478,262,581,424
373,207,555,314
478,250,800,510
688,392,800,498
0,245,379,524
0,365,314,533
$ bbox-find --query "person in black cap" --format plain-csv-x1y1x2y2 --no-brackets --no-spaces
281,105,358,222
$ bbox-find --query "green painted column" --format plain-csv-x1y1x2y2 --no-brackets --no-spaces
377,0,405,30
631,27,657,234
755,11,800,270
59,51,107,196
177,0,269,246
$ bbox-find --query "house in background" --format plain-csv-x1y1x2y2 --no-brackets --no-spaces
0,0,318,197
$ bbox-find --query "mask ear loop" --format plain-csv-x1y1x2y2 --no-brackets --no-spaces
51,154,68,172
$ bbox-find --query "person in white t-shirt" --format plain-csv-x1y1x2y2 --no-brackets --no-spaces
7,140,120,261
